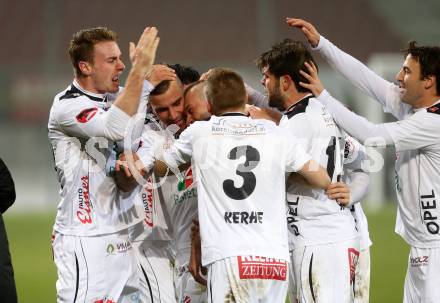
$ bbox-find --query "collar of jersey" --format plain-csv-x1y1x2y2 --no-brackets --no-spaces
284,93,313,114
72,79,107,102
219,112,249,117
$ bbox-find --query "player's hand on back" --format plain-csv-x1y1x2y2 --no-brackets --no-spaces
129,27,160,76
286,18,320,48
146,64,176,87
326,182,350,207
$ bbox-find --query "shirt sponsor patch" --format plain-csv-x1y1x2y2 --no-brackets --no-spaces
76,107,98,123
237,256,287,281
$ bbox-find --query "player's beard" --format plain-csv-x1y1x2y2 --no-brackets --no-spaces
268,80,285,111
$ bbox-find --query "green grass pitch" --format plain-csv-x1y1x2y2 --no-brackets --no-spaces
3,203,408,302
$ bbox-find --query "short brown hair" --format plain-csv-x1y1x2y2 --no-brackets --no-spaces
68,27,117,77
256,39,317,94
204,68,246,114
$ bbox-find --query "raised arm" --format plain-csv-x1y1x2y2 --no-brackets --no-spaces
286,18,409,119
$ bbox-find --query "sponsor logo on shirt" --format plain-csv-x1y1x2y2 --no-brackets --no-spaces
77,176,93,224
237,256,287,281
106,241,132,256
348,248,360,284
76,107,98,123
410,256,429,267
420,190,439,234
224,211,263,224
174,168,198,204
142,176,154,227
287,196,300,236
178,168,193,191
212,119,266,136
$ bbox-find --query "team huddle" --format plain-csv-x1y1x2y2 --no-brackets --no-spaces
48,17,440,303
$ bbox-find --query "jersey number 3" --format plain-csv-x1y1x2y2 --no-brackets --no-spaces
223,145,260,200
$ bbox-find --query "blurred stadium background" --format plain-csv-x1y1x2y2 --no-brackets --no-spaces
1,0,438,301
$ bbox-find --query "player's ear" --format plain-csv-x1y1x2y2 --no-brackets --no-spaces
424,75,435,90
78,61,92,76
280,75,292,92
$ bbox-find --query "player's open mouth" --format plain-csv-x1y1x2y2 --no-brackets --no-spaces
112,76,119,84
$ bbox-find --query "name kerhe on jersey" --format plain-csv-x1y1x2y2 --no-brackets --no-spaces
211,119,267,136
224,211,263,224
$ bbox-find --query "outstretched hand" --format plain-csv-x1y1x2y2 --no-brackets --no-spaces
299,61,325,97
286,18,320,48
129,27,160,75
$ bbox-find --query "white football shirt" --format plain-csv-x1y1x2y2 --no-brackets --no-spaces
163,113,311,265
279,96,358,249
315,36,440,248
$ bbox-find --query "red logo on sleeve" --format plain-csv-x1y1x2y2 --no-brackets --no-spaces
76,107,98,123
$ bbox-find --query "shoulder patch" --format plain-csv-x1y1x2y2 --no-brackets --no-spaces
427,104,440,115
284,96,312,119
76,107,98,123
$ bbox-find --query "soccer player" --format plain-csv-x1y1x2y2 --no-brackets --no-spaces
48,26,161,302
155,68,331,303
117,65,203,303
257,40,360,302
288,17,440,302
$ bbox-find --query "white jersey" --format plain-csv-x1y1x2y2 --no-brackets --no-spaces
315,36,440,248
135,122,199,266
48,80,151,236
280,95,358,249
344,136,372,250
163,113,311,266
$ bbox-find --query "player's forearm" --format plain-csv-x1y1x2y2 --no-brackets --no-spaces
317,90,394,147
113,68,146,116
299,160,331,190
314,36,390,107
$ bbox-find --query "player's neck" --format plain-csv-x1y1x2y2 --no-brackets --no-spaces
75,76,102,95
414,94,440,109
284,92,311,110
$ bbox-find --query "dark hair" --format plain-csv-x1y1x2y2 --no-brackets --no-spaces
205,68,246,113
403,41,440,95
151,63,199,96
69,27,117,77
168,64,200,85
256,39,317,93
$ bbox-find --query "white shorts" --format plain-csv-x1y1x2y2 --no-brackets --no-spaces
52,229,140,303
354,248,370,303
176,263,208,303
403,246,440,303
290,238,359,303
207,256,288,303
133,240,177,303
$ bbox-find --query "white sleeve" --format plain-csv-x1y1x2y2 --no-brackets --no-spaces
163,125,195,167
317,90,394,147
314,36,411,119
283,131,312,172
245,83,270,108
347,171,370,206
342,136,370,205
54,97,130,141
383,110,440,152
